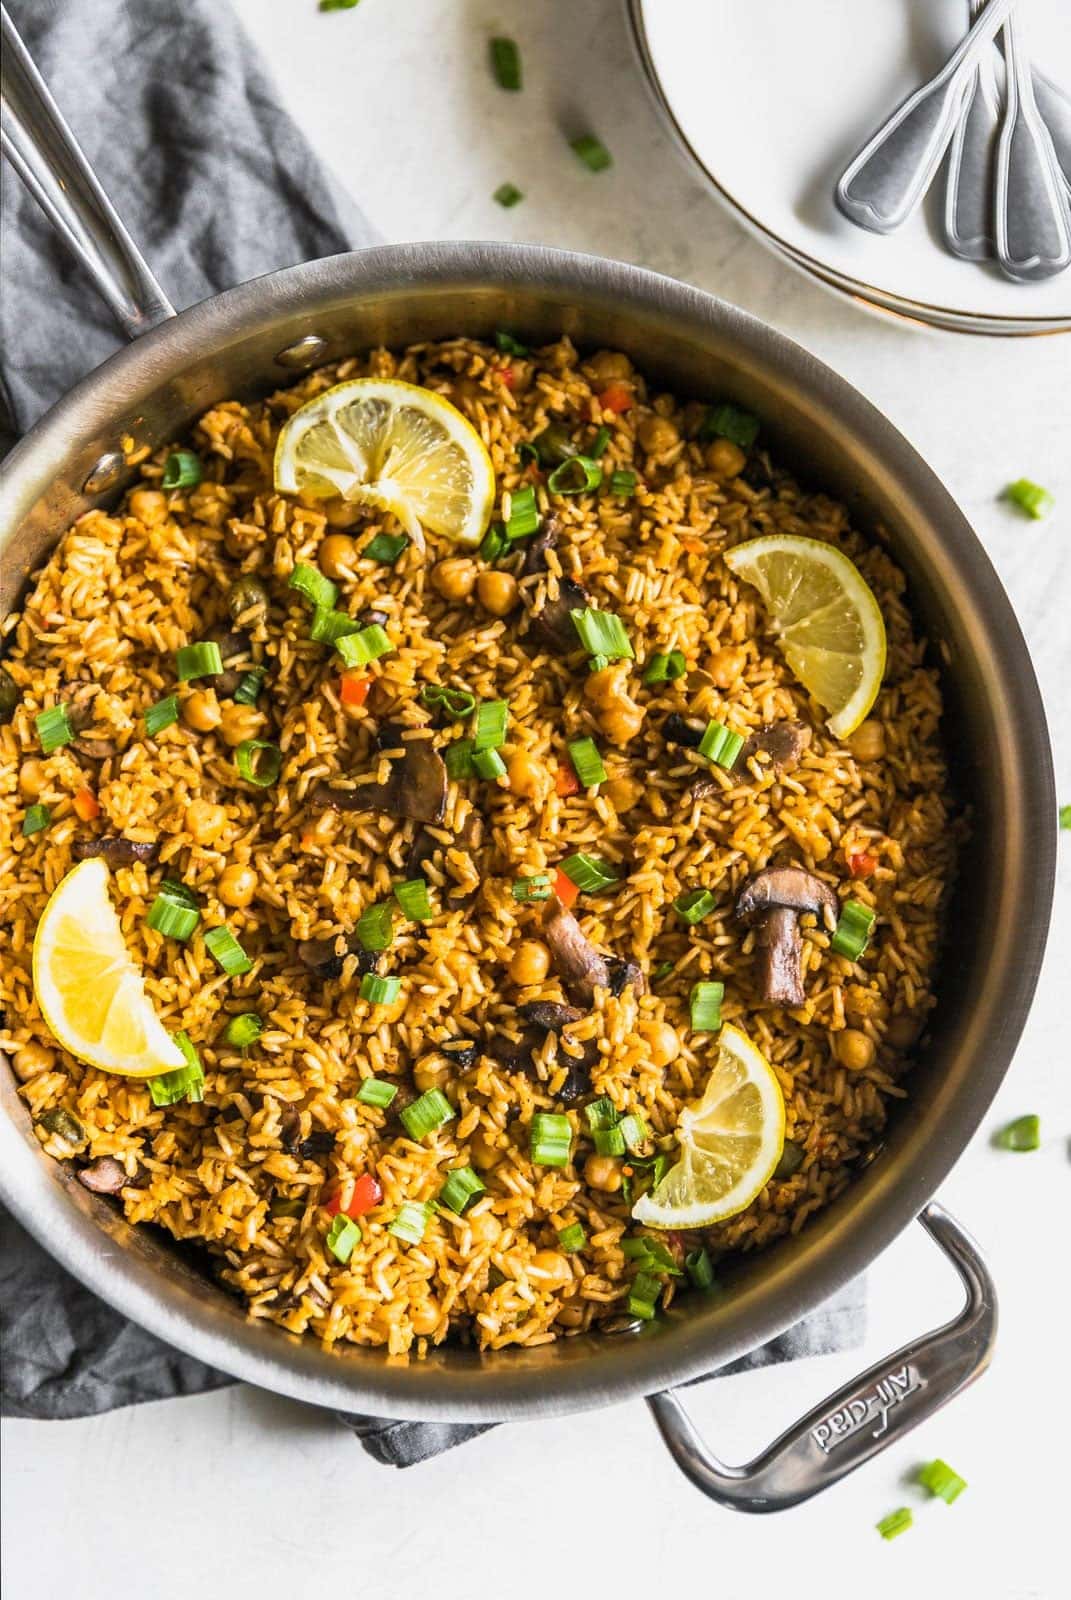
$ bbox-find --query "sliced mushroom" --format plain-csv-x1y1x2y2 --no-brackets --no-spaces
663,713,706,749
518,1000,585,1031
204,625,253,698
737,720,812,776
77,1157,128,1195
313,732,447,825
73,836,160,865
522,519,591,653
296,932,383,981
735,865,838,1007
541,900,645,1007
490,1003,599,1101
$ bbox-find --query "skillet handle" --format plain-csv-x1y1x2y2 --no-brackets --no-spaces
646,1204,996,1513
0,4,174,338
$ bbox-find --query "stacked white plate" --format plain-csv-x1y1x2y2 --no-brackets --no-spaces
629,0,1071,335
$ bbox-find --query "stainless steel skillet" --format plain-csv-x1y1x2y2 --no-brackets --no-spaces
0,8,1055,1510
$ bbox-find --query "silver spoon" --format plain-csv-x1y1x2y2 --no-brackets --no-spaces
943,2,1002,261
836,0,1015,234
993,9,1071,279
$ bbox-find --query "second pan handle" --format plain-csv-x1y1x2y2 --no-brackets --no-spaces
0,4,174,339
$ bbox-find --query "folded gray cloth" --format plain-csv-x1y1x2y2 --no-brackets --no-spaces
0,0,868,1465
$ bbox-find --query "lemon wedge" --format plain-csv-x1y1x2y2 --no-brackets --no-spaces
273,377,495,550
631,1024,785,1230
723,535,886,738
32,859,185,1077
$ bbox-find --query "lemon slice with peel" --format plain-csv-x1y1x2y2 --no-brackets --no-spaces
631,1024,785,1230
274,378,495,550
33,859,185,1077
724,535,886,738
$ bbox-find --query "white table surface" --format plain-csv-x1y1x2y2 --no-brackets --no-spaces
3,4,1069,1597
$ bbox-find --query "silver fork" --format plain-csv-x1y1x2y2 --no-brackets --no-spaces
992,4,1071,278
943,0,1002,259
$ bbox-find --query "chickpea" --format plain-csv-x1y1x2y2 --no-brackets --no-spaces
182,689,221,733
705,438,747,477
409,1299,441,1336
585,350,632,385
835,1028,876,1072
323,499,362,529
604,775,643,815
528,1250,573,1290
510,940,551,987
707,644,746,689
318,533,359,581
641,1019,681,1068
585,661,646,742
468,1210,501,1246
12,1040,56,1082
470,1132,504,1172
476,570,519,617
583,1153,623,1193
555,1302,588,1328
128,488,168,526
185,799,228,846
848,719,886,763
585,663,626,710
226,574,269,624
413,1055,452,1095
638,414,680,455
431,557,478,603
506,748,547,801
887,1010,922,1051
219,702,266,748
18,759,49,800
218,863,257,909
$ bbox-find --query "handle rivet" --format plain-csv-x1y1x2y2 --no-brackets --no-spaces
82,450,126,495
275,335,329,370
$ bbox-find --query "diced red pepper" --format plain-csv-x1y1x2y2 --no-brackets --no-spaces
848,850,878,880
73,787,99,821
324,1172,382,1218
499,364,516,389
553,867,579,908
555,762,581,798
597,381,633,414
340,669,371,708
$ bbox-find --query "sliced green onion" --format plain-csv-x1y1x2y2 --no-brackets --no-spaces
326,1214,361,1263
394,879,432,922
588,654,610,675
161,450,202,490
360,972,401,1005
570,607,632,660
618,1113,649,1154
204,925,253,976
994,1113,1040,1151
356,901,394,952
643,650,687,685
289,562,339,611
512,873,552,902
916,1459,967,1504
472,748,507,780
584,1095,618,1132
701,403,759,449
651,960,675,985
504,485,540,543
495,331,528,356
527,423,576,468
594,1124,626,1157
1059,802,1071,830
418,683,477,720
363,532,409,564
685,1247,715,1290
627,1269,662,1321
309,606,362,645
566,736,607,787
831,898,876,960
400,1088,455,1139
689,980,724,1031
160,877,199,908
609,469,637,498
269,1195,305,1219
548,454,602,495
479,523,509,563
356,1077,398,1108
232,669,266,706
445,739,476,780
335,622,394,668
698,719,744,768
876,1508,913,1541
176,641,223,682
389,1200,433,1245
530,1111,573,1168
144,694,180,736
590,425,612,458
234,739,282,787
571,134,612,172
224,1012,263,1048
146,888,200,941
559,852,619,892
21,804,51,837
438,1165,486,1216
490,35,521,90
319,0,361,10
674,888,716,925
473,699,510,751
621,1235,681,1276
494,182,524,208
1004,478,1054,520
149,1031,205,1107
35,704,74,754
774,1138,805,1180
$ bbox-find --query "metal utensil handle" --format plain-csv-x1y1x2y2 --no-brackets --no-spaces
0,3,174,338
646,1204,996,1513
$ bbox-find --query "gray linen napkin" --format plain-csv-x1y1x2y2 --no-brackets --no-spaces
0,0,867,1465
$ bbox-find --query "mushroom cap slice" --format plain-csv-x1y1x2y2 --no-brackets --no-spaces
736,865,838,930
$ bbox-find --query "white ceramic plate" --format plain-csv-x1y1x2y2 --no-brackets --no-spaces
631,0,1071,334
